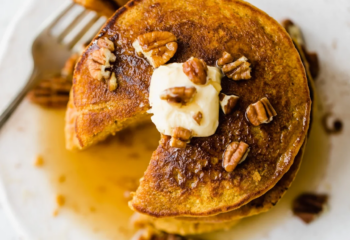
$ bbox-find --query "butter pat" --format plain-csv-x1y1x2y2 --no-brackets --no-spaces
148,63,222,137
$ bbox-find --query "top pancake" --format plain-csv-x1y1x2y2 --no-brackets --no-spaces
69,0,311,216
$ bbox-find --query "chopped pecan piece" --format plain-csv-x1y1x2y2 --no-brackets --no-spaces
193,111,203,125
87,59,109,80
160,134,171,146
88,41,116,82
97,37,115,51
183,57,208,85
91,48,116,66
108,72,118,91
217,51,234,66
134,31,178,68
246,97,277,126
170,127,192,148
218,52,252,80
219,93,239,114
160,86,196,105
223,141,250,172
172,127,192,141
170,138,187,149
292,193,328,224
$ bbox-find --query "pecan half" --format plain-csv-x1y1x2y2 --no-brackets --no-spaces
170,127,192,148
27,76,72,108
292,193,328,224
88,40,116,82
183,57,208,85
137,31,176,52
303,49,319,79
137,31,177,52
193,111,203,125
282,19,319,79
148,42,178,68
223,141,250,172
282,19,304,46
246,97,277,126
160,86,196,105
134,31,177,68
219,93,239,115
218,52,252,81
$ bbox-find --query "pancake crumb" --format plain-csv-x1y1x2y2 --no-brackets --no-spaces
292,193,329,224
34,155,44,167
253,171,261,183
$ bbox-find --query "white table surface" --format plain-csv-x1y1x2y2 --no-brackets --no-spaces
0,0,27,239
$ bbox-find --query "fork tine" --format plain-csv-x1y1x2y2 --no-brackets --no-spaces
57,9,90,42
71,17,107,52
67,14,101,49
47,2,75,30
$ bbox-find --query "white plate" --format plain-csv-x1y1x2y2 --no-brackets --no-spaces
0,0,350,239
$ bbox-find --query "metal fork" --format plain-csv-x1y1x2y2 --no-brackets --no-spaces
0,2,106,129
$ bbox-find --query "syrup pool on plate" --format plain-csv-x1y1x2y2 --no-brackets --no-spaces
35,106,329,240
36,109,159,239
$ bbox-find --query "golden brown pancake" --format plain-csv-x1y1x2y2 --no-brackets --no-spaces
132,213,241,236
132,141,305,235
131,22,317,235
67,0,311,217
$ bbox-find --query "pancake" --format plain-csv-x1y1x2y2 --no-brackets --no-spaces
132,213,241,236
131,21,317,235
67,0,311,217
131,140,305,235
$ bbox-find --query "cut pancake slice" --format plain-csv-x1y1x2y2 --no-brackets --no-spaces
66,0,311,217
132,141,306,235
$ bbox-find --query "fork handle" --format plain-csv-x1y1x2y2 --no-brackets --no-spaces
0,72,38,130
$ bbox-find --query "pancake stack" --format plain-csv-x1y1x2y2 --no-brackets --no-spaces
66,0,314,236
